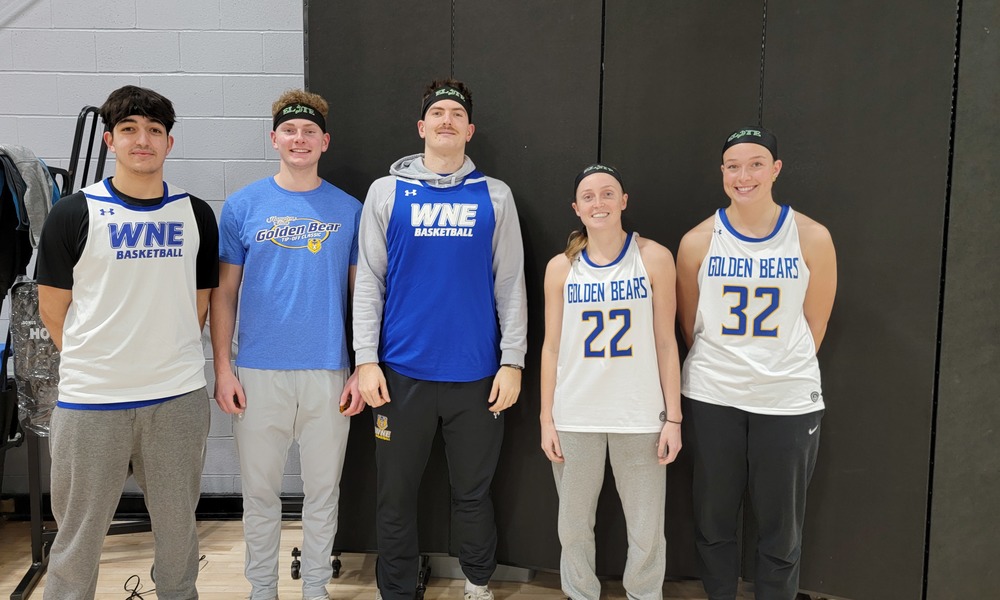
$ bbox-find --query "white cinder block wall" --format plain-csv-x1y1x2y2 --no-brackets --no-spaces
1,0,310,497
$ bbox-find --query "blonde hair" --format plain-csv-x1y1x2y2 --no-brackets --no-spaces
271,89,329,120
564,229,588,261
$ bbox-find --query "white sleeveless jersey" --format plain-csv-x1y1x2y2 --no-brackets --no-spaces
682,206,823,415
553,233,665,433
58,180,207,404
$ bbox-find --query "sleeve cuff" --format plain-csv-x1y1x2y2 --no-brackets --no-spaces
500,349,526,369
356,348,380,366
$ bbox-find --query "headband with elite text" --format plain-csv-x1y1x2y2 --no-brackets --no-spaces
721,127,778,160
273,103,326,133
574,163,625,195
421,87,473,122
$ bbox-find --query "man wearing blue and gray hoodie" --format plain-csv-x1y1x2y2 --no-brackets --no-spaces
353,79,528,600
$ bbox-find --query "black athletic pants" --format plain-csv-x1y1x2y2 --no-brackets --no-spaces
686,397,823,600
374,366,504,600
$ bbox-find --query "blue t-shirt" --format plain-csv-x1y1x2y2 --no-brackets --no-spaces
219,177,361,370
382,171,499,381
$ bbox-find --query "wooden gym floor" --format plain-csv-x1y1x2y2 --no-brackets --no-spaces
0,519,746,599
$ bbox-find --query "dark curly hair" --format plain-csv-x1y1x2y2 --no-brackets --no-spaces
100,85,176,133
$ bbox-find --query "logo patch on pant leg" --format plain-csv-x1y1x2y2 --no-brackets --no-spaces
375,414,392,441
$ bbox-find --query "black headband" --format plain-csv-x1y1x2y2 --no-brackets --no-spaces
421,87,473,122
721,127,778,160
574,163,625,195
273,103,326,133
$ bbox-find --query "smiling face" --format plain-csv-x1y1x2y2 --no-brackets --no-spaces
271,118,330,170
418,99,474,155
573,172,628,231
103,115,173,178
721,143,782,205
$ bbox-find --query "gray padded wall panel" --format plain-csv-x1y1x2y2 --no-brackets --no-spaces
761,2,957,598
601,0,765,579
928,1,1000,597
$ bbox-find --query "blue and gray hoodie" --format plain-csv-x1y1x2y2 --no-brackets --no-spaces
353,153,527,382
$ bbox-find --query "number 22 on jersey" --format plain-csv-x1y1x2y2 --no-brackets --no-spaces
581,309,632,358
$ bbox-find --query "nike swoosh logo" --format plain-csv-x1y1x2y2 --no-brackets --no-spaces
808,426,819,435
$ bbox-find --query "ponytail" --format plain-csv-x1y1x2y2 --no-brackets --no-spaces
564,229,588,260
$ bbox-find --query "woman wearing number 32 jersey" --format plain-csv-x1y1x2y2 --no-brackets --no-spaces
676,127,837,600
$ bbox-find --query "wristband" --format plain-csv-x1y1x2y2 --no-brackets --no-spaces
501,363,523,371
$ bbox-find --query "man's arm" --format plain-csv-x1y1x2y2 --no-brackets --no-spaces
489,180,528,368
34,192,89,352
339,264,366,416
197,289,210,330
37,285,72,352
487,180,527,413
210,262,245,414
355,179,393,407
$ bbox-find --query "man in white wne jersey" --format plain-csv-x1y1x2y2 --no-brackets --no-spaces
540,163,681,600
676,127,837,600
36,85,219,600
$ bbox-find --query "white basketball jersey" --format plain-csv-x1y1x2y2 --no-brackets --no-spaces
59,180,206,404
553,233,665,433
682,206,823,415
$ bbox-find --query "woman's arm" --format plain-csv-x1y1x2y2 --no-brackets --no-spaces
641,239,682,465
676,218,714,349
540,254,570,463
797,213,838,351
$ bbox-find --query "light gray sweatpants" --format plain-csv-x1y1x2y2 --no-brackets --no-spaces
45,388,210,600
234,368,350,600
552,431,666,600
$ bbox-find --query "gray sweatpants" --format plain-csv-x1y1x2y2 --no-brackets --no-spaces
552,431,666,600
234,368,350,600
44,388,210,600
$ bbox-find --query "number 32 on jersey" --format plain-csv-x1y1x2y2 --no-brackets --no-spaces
721,285,780,337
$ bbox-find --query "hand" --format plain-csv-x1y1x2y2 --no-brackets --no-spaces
339,369,365,416
540,421,564,463
214,368,247,415
657,421,682,465
358,363,391,408
488,366,522,413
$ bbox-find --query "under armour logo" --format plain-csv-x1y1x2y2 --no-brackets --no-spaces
404,190,417,197
100,208,115,216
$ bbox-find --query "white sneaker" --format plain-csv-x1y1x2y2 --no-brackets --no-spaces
464,586,494,600
305,595,330,600
375,590,383,600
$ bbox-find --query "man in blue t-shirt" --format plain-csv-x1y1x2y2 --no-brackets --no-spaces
354,79,528,600
211,89,363,600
